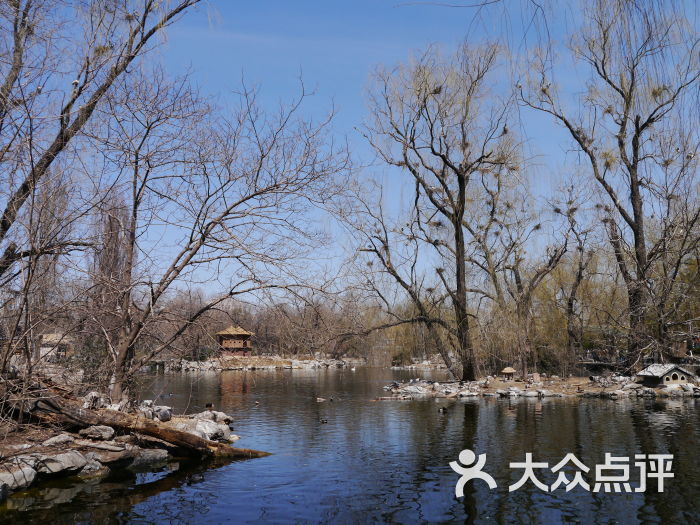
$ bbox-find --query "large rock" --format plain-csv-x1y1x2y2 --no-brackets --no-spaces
137,400,172,422
32,450,87,475
538,389,552,397
194,419,230,442
42,433,75,447
82,391,107,410
641,387,657,397
79,425,115,441
622,382,643,390
88,445,138,465
192,410,233,424
603,389,628,399
75,452,111,479
402,385,429,395
137,407,154,420
153,406,173,422
170,419,204,439
130,448,169,469
458,391,479,397
0,457,37,493
169,417,232,442
79,454,106,474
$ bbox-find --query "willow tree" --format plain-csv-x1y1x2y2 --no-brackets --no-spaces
523,0,700,369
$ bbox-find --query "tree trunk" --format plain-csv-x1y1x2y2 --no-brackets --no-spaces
625,284,648,370
453,208,475,381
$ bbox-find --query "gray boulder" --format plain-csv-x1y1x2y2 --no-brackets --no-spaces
403,385,428,395
79,453,108,475
192,410,233,424
138,407,154,420
82,391,107,410
137,400,172,421
32,451,87,475
604,389,628,399
130,448,169,468
153,406,172,422
194,419,230,441
42,433,75,447
79,425,115,441
0,457,37,492
88,445,138,465
538,389,552,397
5,443,32,452
622,382,643,390
458,391,479,397
170,417,231,442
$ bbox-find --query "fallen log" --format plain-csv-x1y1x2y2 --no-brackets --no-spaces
30,397,269,459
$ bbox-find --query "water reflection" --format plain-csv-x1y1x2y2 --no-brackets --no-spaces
1,368,698,524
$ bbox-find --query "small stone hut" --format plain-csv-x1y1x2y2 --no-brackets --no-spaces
216,325,254,357
636,364,694,387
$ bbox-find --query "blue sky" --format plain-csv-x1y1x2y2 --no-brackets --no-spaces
163,3,552,145
160,1,576,216
164,1,485,126
152,2,615,290
158,0,700,202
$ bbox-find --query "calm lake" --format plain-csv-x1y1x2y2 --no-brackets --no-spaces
2,368,699,524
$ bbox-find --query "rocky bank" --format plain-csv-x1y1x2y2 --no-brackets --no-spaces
167,355,353,372
0,397,241,501
380,374,700,400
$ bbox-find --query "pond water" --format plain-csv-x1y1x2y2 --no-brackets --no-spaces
2,368,699,524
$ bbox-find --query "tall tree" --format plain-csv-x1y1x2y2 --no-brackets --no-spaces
523,0,700,368
357,44,517,380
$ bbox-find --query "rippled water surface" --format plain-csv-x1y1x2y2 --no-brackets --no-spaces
2,368,699,524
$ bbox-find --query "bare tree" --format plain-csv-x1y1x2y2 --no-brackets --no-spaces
352,43,521,380
79,71,348,400
0,0,201,283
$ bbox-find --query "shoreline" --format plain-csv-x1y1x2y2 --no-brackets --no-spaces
163,355,357,372
379,376,700,400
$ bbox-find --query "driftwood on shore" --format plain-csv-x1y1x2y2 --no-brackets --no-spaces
1,377,269,459
32,397,269,459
